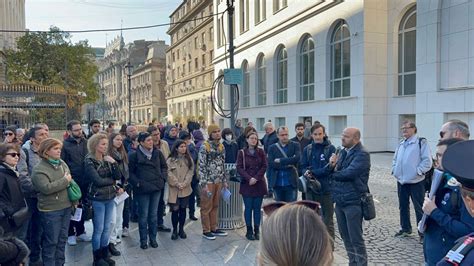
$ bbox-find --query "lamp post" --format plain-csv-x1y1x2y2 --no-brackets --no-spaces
124,61,133,125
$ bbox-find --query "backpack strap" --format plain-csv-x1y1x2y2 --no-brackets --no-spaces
418,137,427,150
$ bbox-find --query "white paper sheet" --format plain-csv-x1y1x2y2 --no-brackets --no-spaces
114,191,129,205
417,169,444,233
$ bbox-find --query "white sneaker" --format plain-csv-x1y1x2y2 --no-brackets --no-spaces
67,236,77,246
116,236,122,244
122,227,129,237
77,233,92,242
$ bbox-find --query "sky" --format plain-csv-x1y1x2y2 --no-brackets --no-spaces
26,0,183,48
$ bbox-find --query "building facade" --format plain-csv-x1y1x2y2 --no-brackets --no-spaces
213,0,474,152
97,38,168,125
0,0,25,84
166,0,215,126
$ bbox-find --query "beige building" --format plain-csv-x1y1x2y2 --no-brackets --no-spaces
130,41,168,124
98,38,168,125
166,0,215,126
0,0,25,83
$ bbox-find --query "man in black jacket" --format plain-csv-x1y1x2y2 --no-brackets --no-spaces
328,127,370,266
268,126,300,202
61,120,91,246
262,122,278,197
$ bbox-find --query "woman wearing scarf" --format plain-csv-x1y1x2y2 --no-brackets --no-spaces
106,133,129,256
31,138,72,266
128,132,168,249
84,133,121,266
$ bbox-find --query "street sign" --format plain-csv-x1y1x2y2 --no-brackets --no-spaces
224,68,243,85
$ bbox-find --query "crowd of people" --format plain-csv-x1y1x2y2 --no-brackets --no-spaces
0,117,473,266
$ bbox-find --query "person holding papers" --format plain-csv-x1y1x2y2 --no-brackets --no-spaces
421,138,474,265
107,133,130,256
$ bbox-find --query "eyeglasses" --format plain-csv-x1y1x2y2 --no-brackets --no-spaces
6,152,20,158
3,132,14,136
262,200,321,216
400,127,413,130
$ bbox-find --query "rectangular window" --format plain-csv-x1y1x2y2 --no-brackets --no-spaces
241,118,249,127
194,37,198,49
210,50,214,61
202,54,206,67
255,0,266,24
329,116,347,137
257,118,265,131
273,0,287,13
239,0,249,33
188,61,192,73
217,18,222,47
195,58,198,70
210,27,214,41
275,117,286,128
201,32,206,44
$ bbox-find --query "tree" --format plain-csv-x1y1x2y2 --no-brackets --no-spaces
6,26,99,126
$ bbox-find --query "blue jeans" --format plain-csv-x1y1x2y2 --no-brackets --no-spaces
40,207,71,266
242,196,263,227
92,199,115,251
335,203,367,266
136,191,161,244
397,181,425,233
274,186,297,202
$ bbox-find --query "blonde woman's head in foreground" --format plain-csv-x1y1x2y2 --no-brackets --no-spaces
259,204,333,266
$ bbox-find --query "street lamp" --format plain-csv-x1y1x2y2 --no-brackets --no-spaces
124,61,133,125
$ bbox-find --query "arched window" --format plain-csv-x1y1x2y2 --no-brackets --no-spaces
398,6,416,95
241,60,250,107
330,20,350,98
276,46,288,104
299,36,315,101
256,54,266,106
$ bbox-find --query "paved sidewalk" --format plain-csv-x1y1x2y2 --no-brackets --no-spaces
65,152,420,266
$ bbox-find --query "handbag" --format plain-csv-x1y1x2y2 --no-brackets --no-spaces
67,179,82,202
361,190,376,221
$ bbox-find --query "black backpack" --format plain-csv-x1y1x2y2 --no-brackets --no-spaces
418,137,434,192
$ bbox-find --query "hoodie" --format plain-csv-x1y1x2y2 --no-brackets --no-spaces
163,126,178,148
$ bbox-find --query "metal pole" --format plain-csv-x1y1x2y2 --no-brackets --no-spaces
102,92,105,130
227,0,236,128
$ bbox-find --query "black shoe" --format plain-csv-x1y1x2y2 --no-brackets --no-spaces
211,229,228,237
93,250,108,266
246,226,255,241
149,239,158,248
101,247,116,266
189,215,198,221
108,243,121,256
157,224,172,232
202,232,216,240
394,230,412,237
140,242,148,250
254,226,260,240
171,232,178,240
179,230,187,239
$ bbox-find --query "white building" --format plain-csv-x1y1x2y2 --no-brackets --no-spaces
213,0,474,152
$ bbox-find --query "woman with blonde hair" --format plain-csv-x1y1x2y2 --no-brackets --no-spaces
31,138,72,266
259,202,333,266
84,133,120,265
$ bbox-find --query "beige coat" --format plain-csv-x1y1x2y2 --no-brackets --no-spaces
166,156,194,204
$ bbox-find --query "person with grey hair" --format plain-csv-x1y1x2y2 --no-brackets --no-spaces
261,122,278,198
392,121,432,242
439,119,470,141
15,128,25,144
267,126,300,202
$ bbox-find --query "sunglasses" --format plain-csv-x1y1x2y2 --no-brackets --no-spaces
6,152,20,158
439,131,446,138
3,132,14,136
262,200,321,216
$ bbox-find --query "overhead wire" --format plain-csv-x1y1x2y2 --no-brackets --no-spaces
0,11,225,33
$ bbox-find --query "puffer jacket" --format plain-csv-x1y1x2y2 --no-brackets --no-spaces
84,154,120,201
128,147,168,195
330,142,371,206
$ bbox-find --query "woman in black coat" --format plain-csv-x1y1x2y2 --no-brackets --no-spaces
0,143,27,236
128,132,168,250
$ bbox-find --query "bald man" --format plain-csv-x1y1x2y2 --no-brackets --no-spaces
328,127,371,266
439,119,470,141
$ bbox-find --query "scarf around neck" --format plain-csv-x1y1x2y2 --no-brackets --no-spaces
139,145,153,160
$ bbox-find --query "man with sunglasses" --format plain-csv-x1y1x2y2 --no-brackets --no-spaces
16,125,49,266
439,119,470,141
392,121,433,242
328,127,370,266
436,140,474,266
